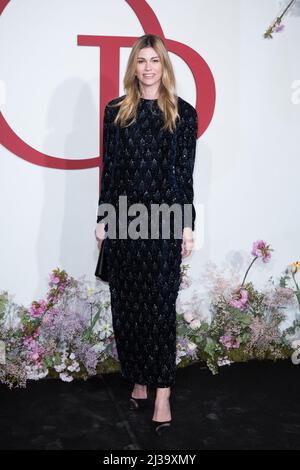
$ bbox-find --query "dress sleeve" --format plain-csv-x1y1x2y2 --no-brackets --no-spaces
175,105,198,231
97,104,115,224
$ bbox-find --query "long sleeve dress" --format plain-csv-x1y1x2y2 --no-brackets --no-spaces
97,95,198,388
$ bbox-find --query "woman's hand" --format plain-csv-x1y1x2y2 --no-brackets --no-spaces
95,223,106,249
181,227,194,258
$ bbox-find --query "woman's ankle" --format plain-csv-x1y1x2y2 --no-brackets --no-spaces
155,387,171,401
153,399,171,421
132,383,147,399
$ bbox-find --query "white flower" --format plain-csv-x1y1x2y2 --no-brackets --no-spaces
54,363,66,372
176,344,187,364
183,311,194,323
190,319,201,330
217,357,232,367
176,349,186,365
69,353,76,360
25,364,48,380
67,361,80,372
37,369,49,379
3,313,22,330
87,286,94,297
187,341,197,352
92,342,106,354
291,349,300,365
98,320,113,339
291,339,300,349
59,372,73,382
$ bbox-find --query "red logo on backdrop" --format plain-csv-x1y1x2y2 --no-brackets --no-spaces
0,0,216,176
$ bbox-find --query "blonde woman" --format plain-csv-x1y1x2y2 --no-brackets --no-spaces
95,34,198,435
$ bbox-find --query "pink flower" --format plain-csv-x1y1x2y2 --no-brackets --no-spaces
231,337,240,348
23,336,34,347
23,336,43,363
229,288,248,311
29,299,47,318
33,327,41,338
251,240,272,263
50,274,60,285
47,291,59,302
29,350,40,361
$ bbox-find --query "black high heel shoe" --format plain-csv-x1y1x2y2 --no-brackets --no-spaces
151,419,172,436
129,395,148,410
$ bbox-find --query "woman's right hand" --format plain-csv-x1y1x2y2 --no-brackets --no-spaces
95,223,106,249
181,227,194,258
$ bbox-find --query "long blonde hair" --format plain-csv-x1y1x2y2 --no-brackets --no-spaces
109,34,179,133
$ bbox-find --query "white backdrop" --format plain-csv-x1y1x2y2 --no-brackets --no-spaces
0,0,299,323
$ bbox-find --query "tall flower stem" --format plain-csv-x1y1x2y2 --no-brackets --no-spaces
291,272,300,300
264,0,296,38
291,272,299,291
279,0,296,21
241,257,258,287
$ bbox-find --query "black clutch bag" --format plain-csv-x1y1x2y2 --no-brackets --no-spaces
95,238,109,282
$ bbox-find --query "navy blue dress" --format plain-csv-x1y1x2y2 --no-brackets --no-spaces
97,95,198,388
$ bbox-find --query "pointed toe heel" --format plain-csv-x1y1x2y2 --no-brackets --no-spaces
151,419,172,436
129,396,148,410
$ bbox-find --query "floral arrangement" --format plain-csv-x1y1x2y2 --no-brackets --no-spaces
179,241,299,374
0,240,299,388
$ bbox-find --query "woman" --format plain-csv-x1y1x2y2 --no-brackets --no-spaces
95,33,198,434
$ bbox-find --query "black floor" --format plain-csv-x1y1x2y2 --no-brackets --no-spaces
0,360,300,450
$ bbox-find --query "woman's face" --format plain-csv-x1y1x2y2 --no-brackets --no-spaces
135,47,163,90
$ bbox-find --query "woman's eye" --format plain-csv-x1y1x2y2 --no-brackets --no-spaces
137,59,160,63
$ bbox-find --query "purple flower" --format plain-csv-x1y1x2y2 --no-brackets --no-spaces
177,336,198,360
111,341,119,361
220,335,231,348
275,24,285,32
75,342,98,375
220,334,240,349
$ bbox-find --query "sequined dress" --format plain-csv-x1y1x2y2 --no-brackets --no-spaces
97,95,198,388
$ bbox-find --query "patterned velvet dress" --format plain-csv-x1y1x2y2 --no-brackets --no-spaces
97,95,198,388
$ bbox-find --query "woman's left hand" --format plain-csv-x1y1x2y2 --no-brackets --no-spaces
181,227,194,258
